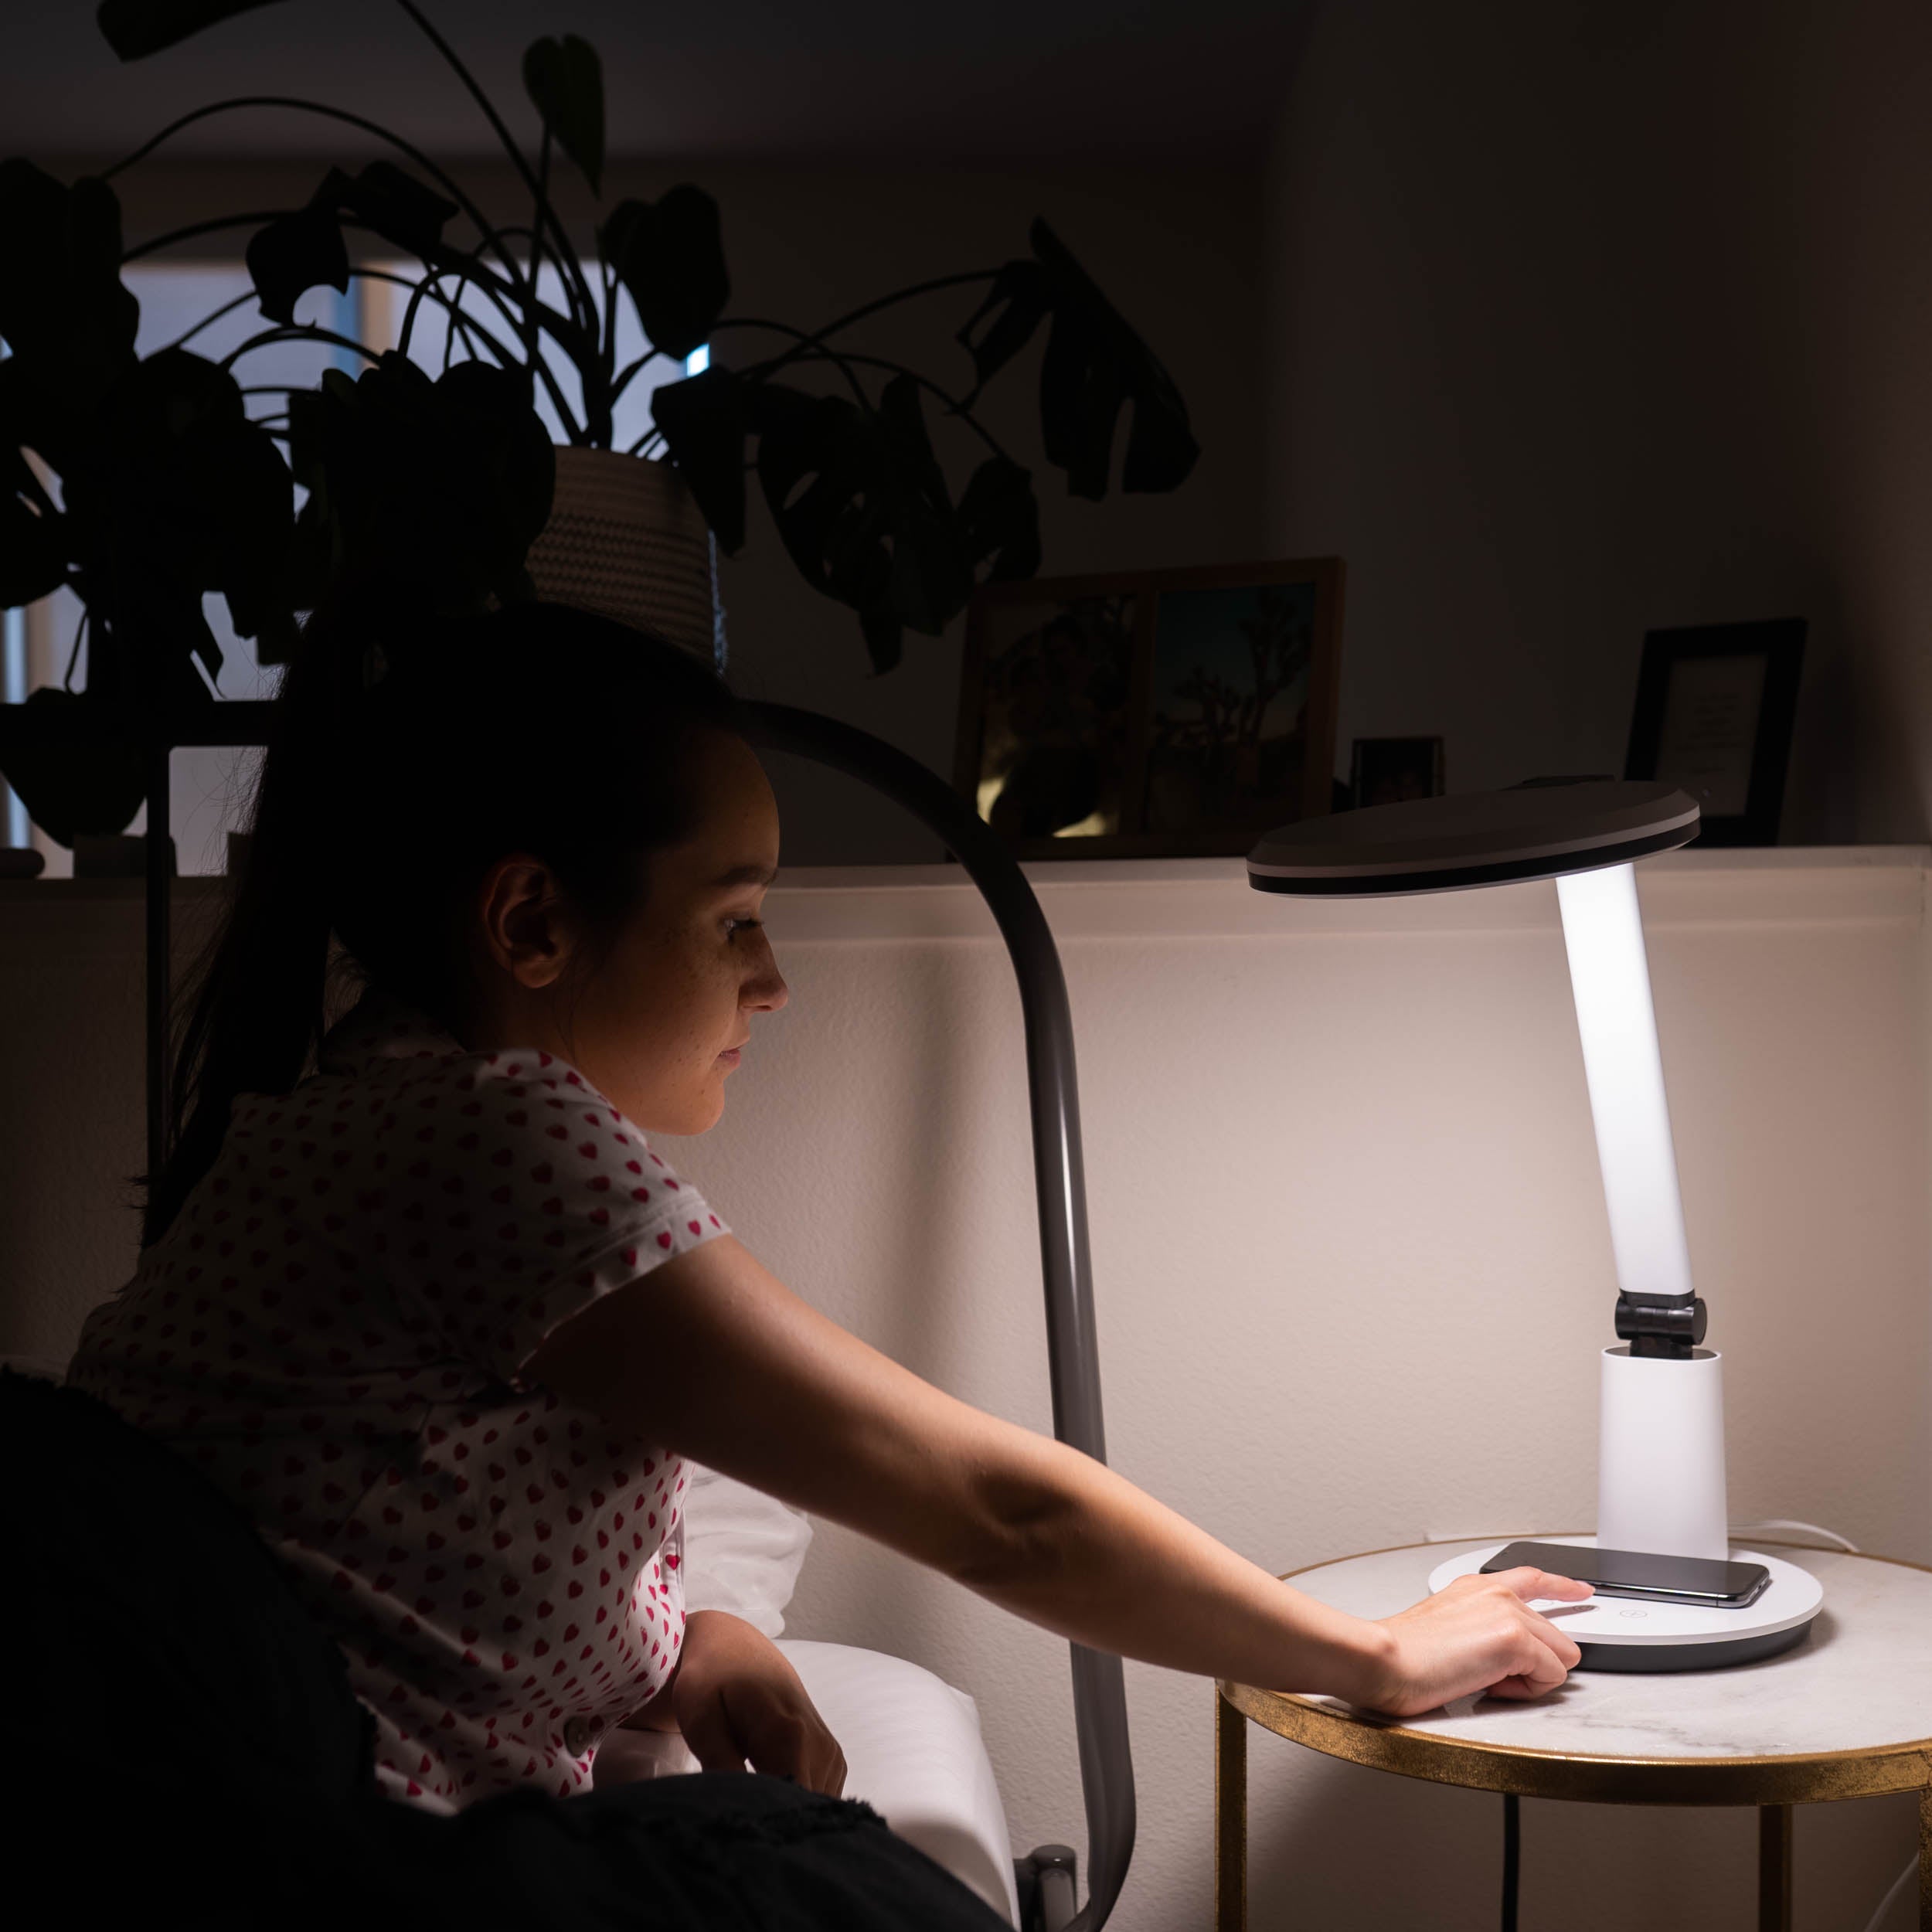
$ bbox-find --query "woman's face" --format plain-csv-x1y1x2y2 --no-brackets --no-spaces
472,728,790,1135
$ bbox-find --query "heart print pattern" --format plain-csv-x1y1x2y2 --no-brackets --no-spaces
67,987,731,1813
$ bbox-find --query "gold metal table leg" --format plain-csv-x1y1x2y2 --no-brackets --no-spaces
1919,1784,1930,1931
1216,1690,1247,1932
1757,1805,1792,1932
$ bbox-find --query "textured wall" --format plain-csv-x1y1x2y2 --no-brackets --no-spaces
1262,0,1932,845
5,849,1926,1929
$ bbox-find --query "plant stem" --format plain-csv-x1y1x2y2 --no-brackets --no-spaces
102,97,530,301
389,0,598,333
123,213,583,410
353,267,513,366
63,607,87,692
709,318,872,408
116,151,603,393
808,350,1018,466
715,270,1002,381
526,129,550,400
162,287,259,352
609,348,668,405
122,210,296,260
440,270,465,373
219,326,383,371
122,211,538,342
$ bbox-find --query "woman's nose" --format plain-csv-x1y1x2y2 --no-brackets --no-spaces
750,964,788,1013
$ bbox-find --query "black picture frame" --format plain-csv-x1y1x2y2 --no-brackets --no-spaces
1349,736,1445,810
1623,619,1806,846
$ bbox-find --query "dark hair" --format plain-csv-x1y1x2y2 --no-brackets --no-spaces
143,587,745,1248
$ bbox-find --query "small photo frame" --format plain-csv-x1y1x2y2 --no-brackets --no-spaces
1350,736,1445,810
1623,619,1806,845
954,559,1345,860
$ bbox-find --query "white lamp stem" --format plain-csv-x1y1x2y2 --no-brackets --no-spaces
1556,862,1730,1559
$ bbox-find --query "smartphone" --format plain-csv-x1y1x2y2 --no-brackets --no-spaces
1478,1540,1772,1609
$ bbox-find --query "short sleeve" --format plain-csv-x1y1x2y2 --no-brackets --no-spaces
383,1049,731,1386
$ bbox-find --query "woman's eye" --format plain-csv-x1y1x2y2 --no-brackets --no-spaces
726,917,764,940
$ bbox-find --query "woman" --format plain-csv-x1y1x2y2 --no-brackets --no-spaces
68,590,1585,1876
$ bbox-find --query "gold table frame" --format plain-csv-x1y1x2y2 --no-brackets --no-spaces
1214,1542,1932,1931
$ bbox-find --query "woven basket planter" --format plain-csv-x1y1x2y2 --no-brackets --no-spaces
523,447,726,672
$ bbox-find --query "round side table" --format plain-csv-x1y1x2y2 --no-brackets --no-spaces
1214,1539,1932,1931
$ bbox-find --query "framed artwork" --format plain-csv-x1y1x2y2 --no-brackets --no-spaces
953,558,1345,860
1350,736,1445,810
1623,619,1806,846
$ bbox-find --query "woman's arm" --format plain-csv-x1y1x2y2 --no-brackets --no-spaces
523,1234,1586,1714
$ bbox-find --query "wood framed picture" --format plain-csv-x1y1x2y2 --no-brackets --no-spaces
1623,619,1806,845
953,558,1345,860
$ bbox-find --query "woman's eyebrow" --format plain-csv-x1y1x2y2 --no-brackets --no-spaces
709,862,778,888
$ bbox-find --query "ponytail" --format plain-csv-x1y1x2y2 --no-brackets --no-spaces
143,587,743,1248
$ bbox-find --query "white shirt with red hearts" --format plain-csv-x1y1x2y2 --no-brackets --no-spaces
68,988,730,1811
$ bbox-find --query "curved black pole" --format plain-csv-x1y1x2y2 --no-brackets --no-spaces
736,702,1135,1931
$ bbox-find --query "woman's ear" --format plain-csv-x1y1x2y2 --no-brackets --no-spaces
474,854,580,990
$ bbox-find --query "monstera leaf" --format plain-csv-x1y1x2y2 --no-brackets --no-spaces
57,347,296,678
955,454,1041,587
959,217,1199,501
246,202,349,328
244,163,460,327
649,364,755,553
757,376,976,676
523,35,604,195
601,186,729,362
289,353,554,614
97,0,290,61
0,371,67,607
0,687,148,843
656,367,1043,671
0,161,140,467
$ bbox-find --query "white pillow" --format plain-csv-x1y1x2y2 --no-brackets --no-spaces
676,1460,813,1638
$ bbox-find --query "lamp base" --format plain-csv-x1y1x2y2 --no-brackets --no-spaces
1425,1536,1825,1672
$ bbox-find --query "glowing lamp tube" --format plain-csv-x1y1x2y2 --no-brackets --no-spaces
1553,863,1692,1298
1556,862,1728,1561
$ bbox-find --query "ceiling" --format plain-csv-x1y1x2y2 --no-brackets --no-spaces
5,0,1309,166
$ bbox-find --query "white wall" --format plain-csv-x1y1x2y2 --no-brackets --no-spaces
1262,0,1932,844
5,849,1926,1929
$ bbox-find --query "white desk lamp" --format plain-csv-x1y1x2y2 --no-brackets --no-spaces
1248,781,1822,1670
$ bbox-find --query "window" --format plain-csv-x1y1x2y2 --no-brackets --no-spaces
7,260,705,876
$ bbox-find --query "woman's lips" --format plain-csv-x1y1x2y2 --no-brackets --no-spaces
717,1048,742,1066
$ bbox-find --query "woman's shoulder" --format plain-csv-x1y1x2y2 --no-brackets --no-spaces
231,1036,665,1190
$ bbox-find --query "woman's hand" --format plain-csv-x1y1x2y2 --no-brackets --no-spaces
1350,1566,1594,1716
637,1609,847,1796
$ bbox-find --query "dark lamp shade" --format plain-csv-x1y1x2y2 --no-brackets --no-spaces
1248,781,1700,897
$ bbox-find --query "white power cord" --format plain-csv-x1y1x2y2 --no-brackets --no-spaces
1713,1523,1910,1932
1858,1859,1916,1932
1730,1518,1861,1553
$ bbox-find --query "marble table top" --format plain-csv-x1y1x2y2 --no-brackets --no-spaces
1260,1540,1932,1762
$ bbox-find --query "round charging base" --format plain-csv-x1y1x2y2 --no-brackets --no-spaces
1426,1536,1825,1672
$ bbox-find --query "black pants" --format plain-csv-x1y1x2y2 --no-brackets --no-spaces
36,1768,1014,1931
9,1371,1010,1930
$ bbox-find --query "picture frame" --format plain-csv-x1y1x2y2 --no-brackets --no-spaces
952,558,1345,861
1623,619,1806,846
1349,736,1445,811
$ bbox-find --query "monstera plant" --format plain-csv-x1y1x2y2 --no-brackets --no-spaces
0,0,1201,843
